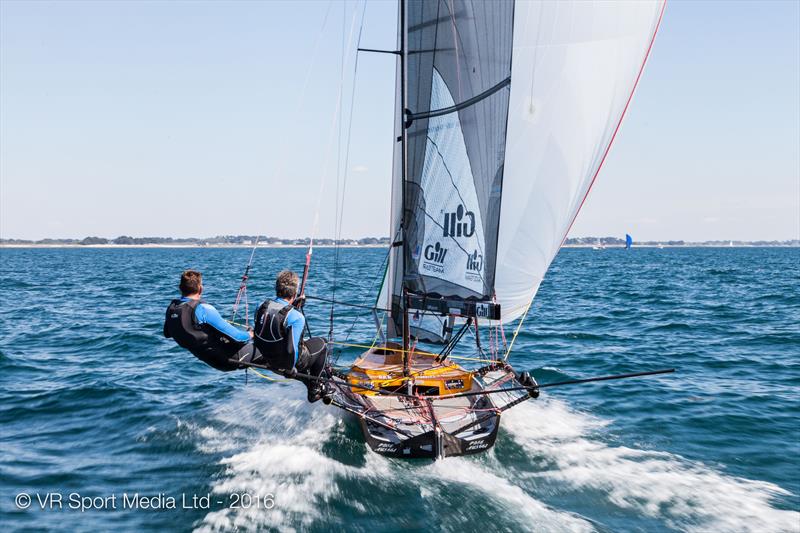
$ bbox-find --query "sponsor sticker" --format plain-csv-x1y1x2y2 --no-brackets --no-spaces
466,440,489,451
445,379,464,390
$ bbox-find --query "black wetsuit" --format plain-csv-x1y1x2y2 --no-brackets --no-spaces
253,298,329,401
163,298,254,371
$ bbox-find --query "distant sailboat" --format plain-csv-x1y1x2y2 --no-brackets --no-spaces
626,234,633,250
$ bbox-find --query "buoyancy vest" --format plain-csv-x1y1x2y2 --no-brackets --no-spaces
163,299,244,372
253,298,296,374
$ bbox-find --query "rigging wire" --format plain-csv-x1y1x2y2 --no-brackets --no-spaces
329,0,368,347
228,1,334,312
503,298,534,361
304,0,365,258
281,0,364,346
231,236,260,326
341,239,392,337
265,1,335,187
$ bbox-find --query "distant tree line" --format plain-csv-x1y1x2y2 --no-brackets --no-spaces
562,237,800,247
0,235,393,246
564,237,688,246
1,235,798,247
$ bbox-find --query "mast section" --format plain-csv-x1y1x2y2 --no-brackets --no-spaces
399,0,411,378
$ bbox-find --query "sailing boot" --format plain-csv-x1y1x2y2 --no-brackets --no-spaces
306,377,330,404
516,371,540,399
305,379,320,403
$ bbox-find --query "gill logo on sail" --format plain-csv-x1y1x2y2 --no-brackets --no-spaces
465,249,483,282
422,242,448,274
443,205,475,238
424,242,448,263
466,250,482,272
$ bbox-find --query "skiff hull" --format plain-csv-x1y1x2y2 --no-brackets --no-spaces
358,410,502,459
328,344,530,459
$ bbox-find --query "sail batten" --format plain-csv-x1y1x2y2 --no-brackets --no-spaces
407,75,511,123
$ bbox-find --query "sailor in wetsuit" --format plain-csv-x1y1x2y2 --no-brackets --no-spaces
163,270,256,371
253,270,329,402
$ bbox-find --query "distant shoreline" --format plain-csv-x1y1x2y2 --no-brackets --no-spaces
1,243,797,249
3,235,797,249
0,243,386,249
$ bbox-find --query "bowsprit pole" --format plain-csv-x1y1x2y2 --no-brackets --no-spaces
232,237,260,326
435,368,676,400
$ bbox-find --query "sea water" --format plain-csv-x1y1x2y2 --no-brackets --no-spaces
1,247,798,532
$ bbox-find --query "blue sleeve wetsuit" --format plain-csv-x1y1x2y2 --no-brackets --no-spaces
274,297,305,363
183,297,251,343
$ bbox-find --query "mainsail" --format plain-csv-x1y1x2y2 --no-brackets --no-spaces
380,0,665,336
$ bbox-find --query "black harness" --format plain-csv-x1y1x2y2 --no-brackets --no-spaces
253,299,296,375
163,299,244,372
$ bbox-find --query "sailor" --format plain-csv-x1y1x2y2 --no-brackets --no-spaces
164,269,256,371
253,270,330,402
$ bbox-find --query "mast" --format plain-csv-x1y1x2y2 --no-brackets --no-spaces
399,0,410,378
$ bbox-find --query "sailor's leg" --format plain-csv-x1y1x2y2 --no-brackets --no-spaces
303,337,329,377
296,337,329,402
249,344,264,365
233,343,257,367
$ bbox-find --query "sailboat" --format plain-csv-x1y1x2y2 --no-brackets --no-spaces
244,0,667,459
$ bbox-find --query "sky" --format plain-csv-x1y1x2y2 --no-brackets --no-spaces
1,0,798,242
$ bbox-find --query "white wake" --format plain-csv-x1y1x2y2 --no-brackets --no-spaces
190,384,798,532
191,385,593,532
502,398,799,533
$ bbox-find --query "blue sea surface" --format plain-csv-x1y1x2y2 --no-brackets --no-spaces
1,247,798,532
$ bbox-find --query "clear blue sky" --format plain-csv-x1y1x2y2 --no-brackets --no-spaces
1,0,798,241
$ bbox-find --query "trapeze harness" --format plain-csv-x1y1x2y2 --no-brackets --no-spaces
253,299,296,376
163,299,245,372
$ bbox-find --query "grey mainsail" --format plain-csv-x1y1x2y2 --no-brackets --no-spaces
384,0,514,341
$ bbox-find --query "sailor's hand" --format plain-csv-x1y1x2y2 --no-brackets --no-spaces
295,294,307,309
248,328,254,339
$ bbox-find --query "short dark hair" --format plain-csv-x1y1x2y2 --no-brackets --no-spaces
275,270,299,299
180,270,202,296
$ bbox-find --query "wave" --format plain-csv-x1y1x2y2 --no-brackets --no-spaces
428,457,593,532
502,399,799,533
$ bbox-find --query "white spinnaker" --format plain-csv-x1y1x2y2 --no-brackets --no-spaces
495,0,665,323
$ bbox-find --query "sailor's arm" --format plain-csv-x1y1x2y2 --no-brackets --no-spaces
286,311,305,364
196,303,251,343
